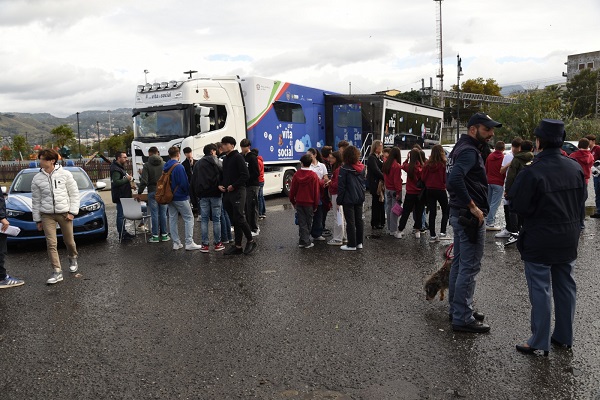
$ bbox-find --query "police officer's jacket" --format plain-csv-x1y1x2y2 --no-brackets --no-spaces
446,134,489,214
508,148,586,264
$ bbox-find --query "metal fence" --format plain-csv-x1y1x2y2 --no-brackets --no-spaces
0,160,132,183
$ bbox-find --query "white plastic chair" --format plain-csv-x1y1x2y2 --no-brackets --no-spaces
120,198,151,243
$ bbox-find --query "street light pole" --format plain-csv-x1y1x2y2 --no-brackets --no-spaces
144,69,149,84
456,54,463,142
76,112,81,158
107,110,112,137
96,121,100,143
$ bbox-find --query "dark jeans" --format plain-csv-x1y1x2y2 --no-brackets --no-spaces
258,182,266,216
398,193,425,231
245,185,259,231
0,234,6,280
505,203,521,234
370,192,385,227
311,204,324,238
426,189,449,236
223,188,253,247
296,206,314,246
343,203,364,248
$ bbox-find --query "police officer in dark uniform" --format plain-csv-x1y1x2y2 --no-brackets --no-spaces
509,119,586,356
447,113,502,333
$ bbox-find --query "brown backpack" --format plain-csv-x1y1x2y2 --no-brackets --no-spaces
155,163,179,205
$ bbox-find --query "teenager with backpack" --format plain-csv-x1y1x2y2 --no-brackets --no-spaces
136,146,169,243
163,146,201,251
337,145,366,251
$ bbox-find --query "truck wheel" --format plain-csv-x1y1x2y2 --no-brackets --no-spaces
282,170,295,197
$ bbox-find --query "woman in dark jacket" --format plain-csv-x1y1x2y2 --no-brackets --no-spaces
337,146,366,251
366,140,385,229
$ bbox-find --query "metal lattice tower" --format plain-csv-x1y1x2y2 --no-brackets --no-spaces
434,0,444,108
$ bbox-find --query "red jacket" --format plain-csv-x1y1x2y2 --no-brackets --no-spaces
569,149,594,183
289,168,320,209
402,161,423,195
328,166,340,195
591,144,600,161
257,156,265,183
422,162,446,190
383,161,403,192
485,149,505,186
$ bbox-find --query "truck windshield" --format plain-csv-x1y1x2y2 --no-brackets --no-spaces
133,109,189,141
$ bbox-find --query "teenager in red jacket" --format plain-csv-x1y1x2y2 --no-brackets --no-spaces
587,135,600,218
252,149,267,219
570,138,595,229
484,141,506,230
289,154,320,248
382,147,403,236
326,151,345,245
397,148,424,239
422,144,449,241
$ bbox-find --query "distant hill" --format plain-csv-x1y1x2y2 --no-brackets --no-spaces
0,109,132,145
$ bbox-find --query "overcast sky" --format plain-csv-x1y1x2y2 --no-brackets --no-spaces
1,0,599,117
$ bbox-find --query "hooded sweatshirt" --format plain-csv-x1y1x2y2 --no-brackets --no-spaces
384,161,403,192
163,159,190,201
337,162,366,206
485,149,505,186
422,162,446,191
289,168,320,209
569,149,594,183
505,151,534,194
138,154,165,194
402,160,423,195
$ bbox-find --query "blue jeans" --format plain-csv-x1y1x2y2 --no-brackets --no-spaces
200,197,222,245
523,260,576,351
168,200,195,246
448,210,486,325
384,189,399,233
116,202,126,236
148,191,168,236
594,175,600,213
221,206,232,242
258,182,266,216
486,184,504,226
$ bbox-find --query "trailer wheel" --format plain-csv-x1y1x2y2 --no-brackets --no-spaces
282,170,295,197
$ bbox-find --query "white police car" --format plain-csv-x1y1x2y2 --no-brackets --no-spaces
3,161,108,244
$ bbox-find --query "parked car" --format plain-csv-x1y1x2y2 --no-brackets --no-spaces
562,141,578,155
3,162,108,244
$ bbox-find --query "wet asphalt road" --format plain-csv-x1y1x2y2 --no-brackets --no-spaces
1,189,600,400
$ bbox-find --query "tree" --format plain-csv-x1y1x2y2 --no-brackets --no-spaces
51,124,76,149
394,90,423,104
1,146,12,161
488,87,563,142
563,68,598,118
451,78,502,96
12,134,29,160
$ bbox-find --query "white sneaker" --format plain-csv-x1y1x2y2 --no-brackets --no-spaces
356,243,363,249
313,236,327,241
185,242,202,251
429,236,439,242
394,231,404,239
340,245,356,251
327,239,343,246
495,229,511,238
251,229,260,237
414,230,421,239
486,224,501,231
47,271,63,285
68,257,78,273
172,242,184,250
304,242,315,249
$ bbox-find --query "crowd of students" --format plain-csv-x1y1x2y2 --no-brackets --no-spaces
288,139,454,250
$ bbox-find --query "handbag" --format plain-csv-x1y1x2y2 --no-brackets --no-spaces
391,202,403,216
376,180,385,203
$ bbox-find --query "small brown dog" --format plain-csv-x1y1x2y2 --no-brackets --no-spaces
424,244,454,301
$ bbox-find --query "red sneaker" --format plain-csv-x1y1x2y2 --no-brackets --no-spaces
214,242,225,252
200,244,210,253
